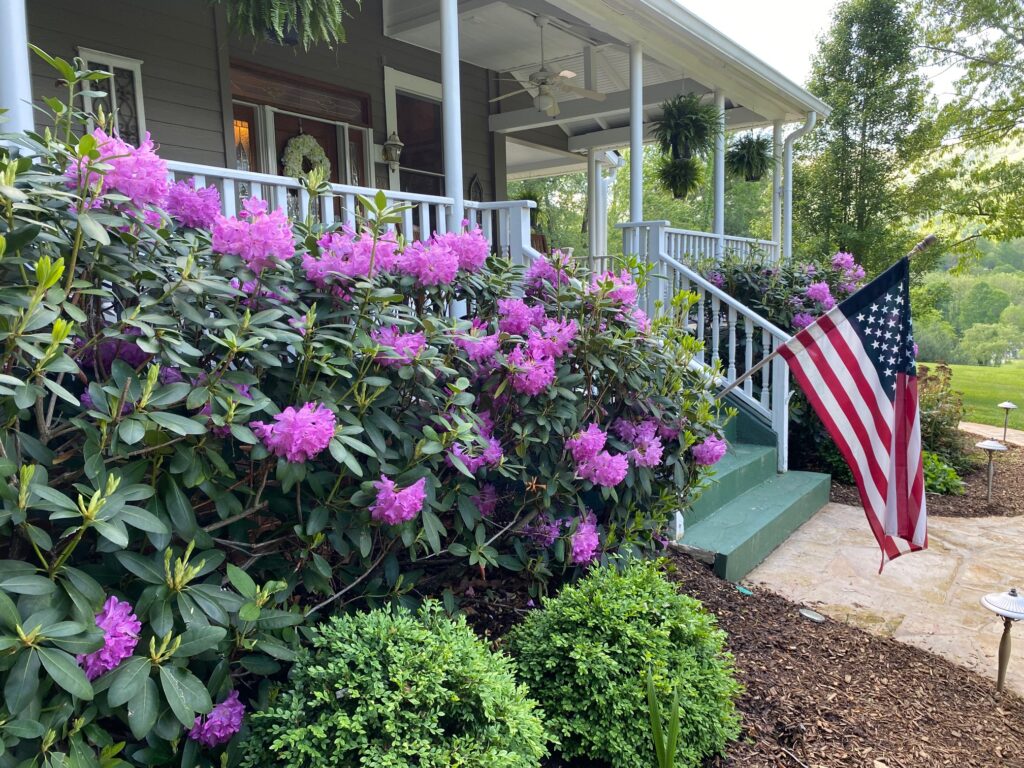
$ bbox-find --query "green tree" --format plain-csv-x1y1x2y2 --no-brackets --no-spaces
954,323,1021,366
914,311,959,362
792,0,930,274
910,0,1024,252
955,281,1010,331
1000,303,1024,334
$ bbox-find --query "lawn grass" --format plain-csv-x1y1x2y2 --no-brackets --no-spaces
944,359,1024,430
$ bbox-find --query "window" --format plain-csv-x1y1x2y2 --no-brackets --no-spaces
78,48,145,144
383,68,444,196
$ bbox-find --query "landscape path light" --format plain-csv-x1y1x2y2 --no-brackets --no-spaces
981,587,1024,693
975,439,1007,503
997,401,1017,441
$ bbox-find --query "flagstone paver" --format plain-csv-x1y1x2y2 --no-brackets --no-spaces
747,502,1024,697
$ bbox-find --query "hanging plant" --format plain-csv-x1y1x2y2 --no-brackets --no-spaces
210,0,359,50
282,133,332,180
726,132,773,182
650,93,720,199
657,156,704,200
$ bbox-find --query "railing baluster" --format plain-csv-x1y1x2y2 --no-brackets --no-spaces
320,192,335,226
727,306,737,380
401,206,414,239
710,295,721,366
760,329,771,409
221,178,236,217
743,317,754,397
696,289,706,364
343,194,356,227
435,204,448,235
481,211,493,252
418,203,430,240
298,188,311,221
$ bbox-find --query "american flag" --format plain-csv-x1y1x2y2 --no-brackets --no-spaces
779,257,926,569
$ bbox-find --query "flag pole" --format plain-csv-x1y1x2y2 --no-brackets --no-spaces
715,235,938,399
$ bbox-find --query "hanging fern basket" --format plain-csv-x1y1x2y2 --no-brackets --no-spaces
210,0,358,50
725,133,772,182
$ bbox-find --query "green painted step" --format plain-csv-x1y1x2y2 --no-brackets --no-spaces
687,444,777,527
681,470,831,581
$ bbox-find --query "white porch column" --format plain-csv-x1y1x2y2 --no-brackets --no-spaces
629,42,643,222
1,0,34,134
440,0,464,226
587,150,599,259
771,119,783,251
713,89,726,259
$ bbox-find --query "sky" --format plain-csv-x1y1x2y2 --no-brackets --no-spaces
676,0,839,87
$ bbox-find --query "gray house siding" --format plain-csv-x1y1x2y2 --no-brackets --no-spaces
27,0,227,166
25,0,498,199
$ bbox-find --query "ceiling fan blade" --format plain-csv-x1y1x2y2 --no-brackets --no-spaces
556,83,607,101
489,89,532,103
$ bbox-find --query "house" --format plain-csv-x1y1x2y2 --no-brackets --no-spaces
1,0,833,579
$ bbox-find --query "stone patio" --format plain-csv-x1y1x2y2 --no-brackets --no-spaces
748,502,1024,697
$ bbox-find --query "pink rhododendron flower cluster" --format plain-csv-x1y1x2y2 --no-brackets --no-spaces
526,318,578,359
304,226,399,287
212,197,294,274
67,128,169,210
189,691,244,748
569,511,600,564
77,596,141,681
251,402,336,463
83,327,152,373
692,434,727,466
831,251,866,295
449,421,503,474
568,423,629,487
372,326,426,367
792,312,815,330
618,420,664,468
166,178,221,228
592,269,639,306
524,516,563,547
707,271,725,288
398,239,459,287
454,318,500,364
433,227,489,272
804,281,835,309
472,483,499,517
524,250,571,295
498,298,546,335
370,476,427,524
506,345,556,395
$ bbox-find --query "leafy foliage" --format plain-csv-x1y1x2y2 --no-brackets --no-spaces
922,450,964,496
0,50,726,766
209,0,360,50
725,133,772,182
917,364,971,473
792,0,930,274
507,560,740,768
242,602,549,767
651,95,722,200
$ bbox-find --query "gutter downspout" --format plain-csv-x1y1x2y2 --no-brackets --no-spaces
782,110,817,259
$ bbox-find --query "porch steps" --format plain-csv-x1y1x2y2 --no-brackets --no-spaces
679,409,830,581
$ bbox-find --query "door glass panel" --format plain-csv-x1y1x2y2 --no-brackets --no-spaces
232,104,259,173
396,92,444,178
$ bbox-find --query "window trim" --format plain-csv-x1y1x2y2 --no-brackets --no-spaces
77,47,146,139
383,67,443,191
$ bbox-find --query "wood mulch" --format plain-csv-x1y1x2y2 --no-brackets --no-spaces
664,551,1024,768
459,551,1024,768
831,442,1024,518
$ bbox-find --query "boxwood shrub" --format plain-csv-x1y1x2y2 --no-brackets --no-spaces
241,602,549,767
507,560,740,768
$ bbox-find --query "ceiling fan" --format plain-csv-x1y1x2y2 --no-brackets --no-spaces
489,15,607,118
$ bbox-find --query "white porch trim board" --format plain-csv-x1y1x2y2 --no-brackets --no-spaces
629,41,644,222
713,89,726,259
772,120,783,246
1,0,34,134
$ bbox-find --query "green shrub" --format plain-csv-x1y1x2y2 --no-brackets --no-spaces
507,560,740,768
923,450,965,495
241,602,549,767
918,364,971,472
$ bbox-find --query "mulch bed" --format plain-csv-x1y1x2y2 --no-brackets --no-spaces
664,551,1024,768
831,442,1024,518
459,552,1024,768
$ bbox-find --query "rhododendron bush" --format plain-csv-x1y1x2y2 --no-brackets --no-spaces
0,54,724,767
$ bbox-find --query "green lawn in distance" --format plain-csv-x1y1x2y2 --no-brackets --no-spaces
943,359,1024,431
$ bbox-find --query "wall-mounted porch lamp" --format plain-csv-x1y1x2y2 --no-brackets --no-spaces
383,131,404,173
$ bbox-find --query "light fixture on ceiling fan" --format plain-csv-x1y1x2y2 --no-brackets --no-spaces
489,14,607,118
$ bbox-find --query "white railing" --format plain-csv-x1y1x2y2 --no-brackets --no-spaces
164,161,542,263
620,221,791,471
656,227,780,264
